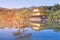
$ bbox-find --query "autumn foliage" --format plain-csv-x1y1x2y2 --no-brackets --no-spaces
0,8,32,28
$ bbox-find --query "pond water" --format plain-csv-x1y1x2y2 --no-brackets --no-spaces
0,27,60,40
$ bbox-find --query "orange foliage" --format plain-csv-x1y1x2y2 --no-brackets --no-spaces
0,9,30,28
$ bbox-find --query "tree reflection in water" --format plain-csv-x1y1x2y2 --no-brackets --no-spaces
13,28,32,40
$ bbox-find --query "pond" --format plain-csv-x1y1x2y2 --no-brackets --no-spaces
0,27,60,40
0,17,60,40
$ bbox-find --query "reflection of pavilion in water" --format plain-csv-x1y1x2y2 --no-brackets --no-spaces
30,7,48,31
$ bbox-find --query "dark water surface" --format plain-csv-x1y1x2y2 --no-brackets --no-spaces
0,27,60,40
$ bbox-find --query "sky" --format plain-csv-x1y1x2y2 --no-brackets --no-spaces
0,0,60,8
